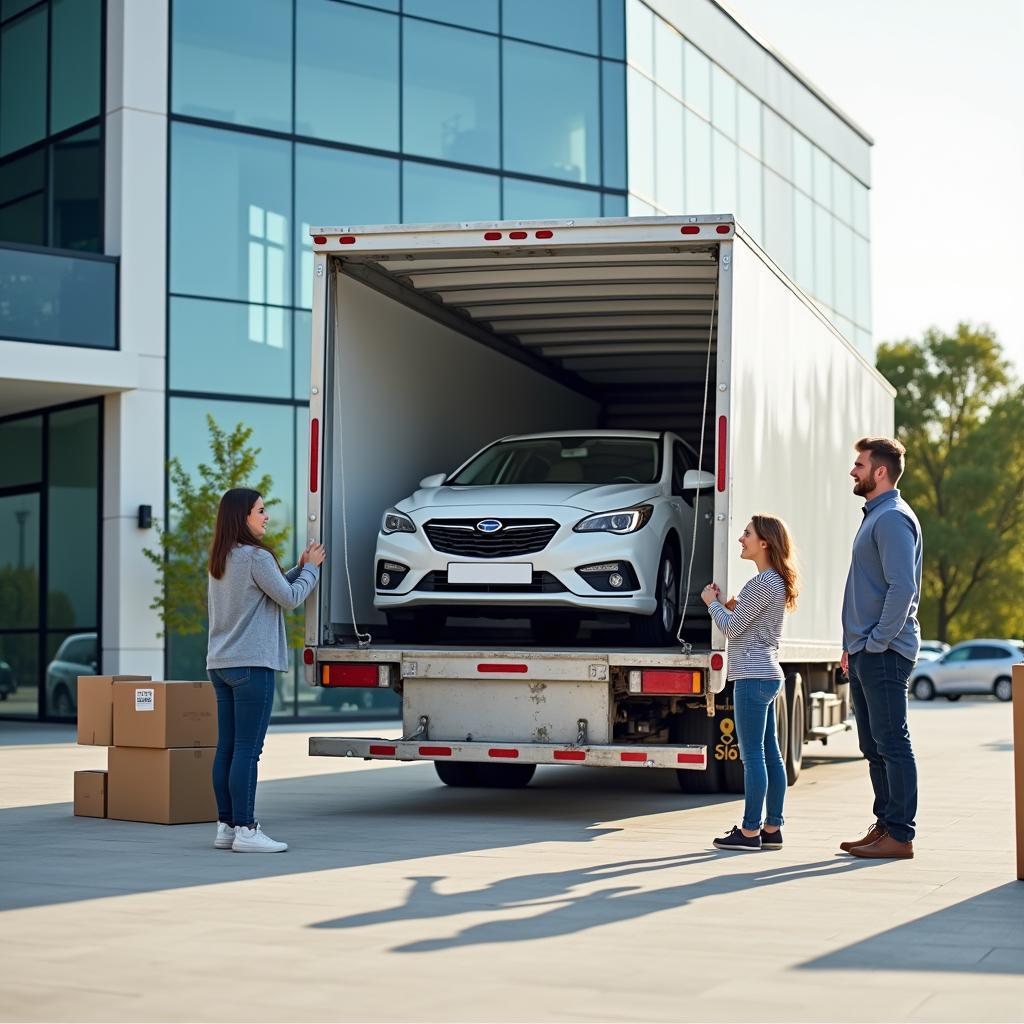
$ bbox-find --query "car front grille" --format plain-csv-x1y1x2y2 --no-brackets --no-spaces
424,518,559,558
415,570,567,594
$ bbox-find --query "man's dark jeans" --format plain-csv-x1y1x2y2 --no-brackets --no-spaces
848,649,917,842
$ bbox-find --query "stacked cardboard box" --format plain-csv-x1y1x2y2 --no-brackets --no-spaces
75,677,219,825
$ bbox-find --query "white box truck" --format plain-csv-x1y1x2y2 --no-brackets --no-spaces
303,215,894,794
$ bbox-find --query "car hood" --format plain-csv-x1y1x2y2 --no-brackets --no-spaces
399,482,662,514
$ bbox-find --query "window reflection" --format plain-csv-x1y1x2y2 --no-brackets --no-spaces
403,162,500,223
504,0,599,55
502,178,601,219
403,0,497,32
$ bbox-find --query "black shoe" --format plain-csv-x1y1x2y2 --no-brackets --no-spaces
713,826,762,851
760,827,783,849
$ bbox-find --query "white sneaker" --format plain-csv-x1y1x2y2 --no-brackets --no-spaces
214,822,236,850
232,823,288,853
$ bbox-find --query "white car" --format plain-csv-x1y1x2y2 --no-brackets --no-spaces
917,640,950,661
373,430,715,644
909,639,1022,702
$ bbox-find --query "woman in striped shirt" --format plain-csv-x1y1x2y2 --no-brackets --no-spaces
701,514,799,852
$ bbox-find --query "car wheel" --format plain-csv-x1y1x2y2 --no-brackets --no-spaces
630,544,680,645
912,677,935,701
945,694,962,702
530,612,580,646
52,687,73,716
993,676,1013,702
386,609,445,644
434,761,479,787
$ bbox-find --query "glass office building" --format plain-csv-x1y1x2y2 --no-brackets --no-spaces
0,0,872,721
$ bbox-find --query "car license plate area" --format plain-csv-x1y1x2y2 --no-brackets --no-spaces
446,562,533,585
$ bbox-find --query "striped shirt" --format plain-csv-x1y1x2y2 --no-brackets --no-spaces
708,569,787,682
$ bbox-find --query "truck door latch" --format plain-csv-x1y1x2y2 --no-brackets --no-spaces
576,718,588,745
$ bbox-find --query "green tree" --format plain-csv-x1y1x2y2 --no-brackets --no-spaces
877,323,1024,642
143,415,300,647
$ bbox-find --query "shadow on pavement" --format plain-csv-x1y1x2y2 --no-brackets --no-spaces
798,882,1024,975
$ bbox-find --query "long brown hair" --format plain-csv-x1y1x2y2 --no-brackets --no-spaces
208,488,282,580
750,514,799,611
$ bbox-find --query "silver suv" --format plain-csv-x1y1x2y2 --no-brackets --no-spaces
909,639,1022,702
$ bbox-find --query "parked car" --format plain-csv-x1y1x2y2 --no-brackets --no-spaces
373,430,715,644
909,639,1023,702
917,640,950,661
45,632,99,716
0,658,16,700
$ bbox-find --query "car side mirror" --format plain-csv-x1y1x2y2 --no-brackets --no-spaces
682,469,715,490
419,473,447,489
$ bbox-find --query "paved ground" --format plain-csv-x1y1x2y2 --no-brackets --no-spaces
1,698,1022,1023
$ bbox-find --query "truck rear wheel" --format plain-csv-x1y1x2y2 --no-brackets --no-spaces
671,710,723,794
475,763,536,788
785,674,804,785
434,761,478,787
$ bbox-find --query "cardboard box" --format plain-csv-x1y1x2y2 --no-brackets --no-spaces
113,680,217,749
73,769,108,818
107,747,217,824
76,675,151,746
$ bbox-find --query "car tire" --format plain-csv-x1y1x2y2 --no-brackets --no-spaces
386,609,445,644
671,710,723,794
945,694,962,702
474,763,536,788
51,687,74,716
994,676,1013,702
530,613,580,646
434,761,479,787
630,544,681,646
785,674,804,786
912,677,935,701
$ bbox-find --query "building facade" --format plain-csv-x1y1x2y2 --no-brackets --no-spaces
0,0,872,722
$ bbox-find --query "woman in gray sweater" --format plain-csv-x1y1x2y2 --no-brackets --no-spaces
206,488,325,853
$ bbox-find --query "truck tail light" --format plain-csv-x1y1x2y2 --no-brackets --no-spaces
717,416,727,492
710,653,725,672
477,663,528,674
628,669,702,694
309,417,320,493
302,648,314,665
322,663,390,687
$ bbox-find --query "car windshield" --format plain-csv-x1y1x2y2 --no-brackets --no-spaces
449,437,661,486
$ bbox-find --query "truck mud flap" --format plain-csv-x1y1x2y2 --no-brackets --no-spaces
309,736,707,770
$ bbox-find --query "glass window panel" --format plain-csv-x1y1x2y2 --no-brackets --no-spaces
627,194,655,216
833,219,855,319
762,169,794,277
49,126,102,252
683,108,710,213
294,309,312,400
832,163,854,226
712,130,736,215
172,0,292,133
853,179,870,237
792,131,812,195
762,106,791,180
503,41,600,186
711,65,736,139
403,20,499,167
403,0,497,32
0,491,40,629
654,88,683,213
47,404,98,630
295,0,399,150
854,234,872,328
793,189,813,292
682,41,710,120
737,149,762,241
502,178,601,219
49,0,101,134
601,59,626,190
504,0,599,55
813,205,834,307
170,297,292,399
295,144,398,308
0,147,45,246
170,122,292,306
736,84,761,158
602,192,627,216
0,415,41,488
0,7,46,157
0,632,39,719
653,16,682,97
600,0,625,60
625,0,652,76
812,145,832,208
2,0,40,19
403,162,500,224
626,67,654,201
348,0,396,8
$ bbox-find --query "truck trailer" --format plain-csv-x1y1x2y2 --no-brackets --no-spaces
302,215,894,794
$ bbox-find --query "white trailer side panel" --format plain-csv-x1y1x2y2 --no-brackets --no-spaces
725,235,894,658
328,274,601,628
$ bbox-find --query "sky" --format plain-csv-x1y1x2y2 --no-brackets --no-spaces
724,0,1024,371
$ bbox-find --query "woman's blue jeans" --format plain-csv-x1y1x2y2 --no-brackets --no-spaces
209,667,275,828
734,678,786,832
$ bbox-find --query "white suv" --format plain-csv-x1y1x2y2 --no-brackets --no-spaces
909,639,1022,702
373,430,714,644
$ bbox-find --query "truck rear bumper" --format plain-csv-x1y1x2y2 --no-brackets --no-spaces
309,735,707,770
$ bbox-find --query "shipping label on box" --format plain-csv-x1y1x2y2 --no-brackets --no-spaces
113,681,217,749
76,675,152,746
74,769,108,818
107,747,217,825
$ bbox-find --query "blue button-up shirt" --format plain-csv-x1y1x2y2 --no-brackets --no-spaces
842,488,923,661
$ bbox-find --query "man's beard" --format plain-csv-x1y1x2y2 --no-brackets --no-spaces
852,477,874,497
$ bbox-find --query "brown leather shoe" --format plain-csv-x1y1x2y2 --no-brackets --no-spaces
848,834,914,859
840,824,885,852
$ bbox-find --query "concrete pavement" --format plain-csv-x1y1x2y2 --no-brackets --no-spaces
1,698,1021,1022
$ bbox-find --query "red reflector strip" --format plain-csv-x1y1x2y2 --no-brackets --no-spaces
535,229,553,239
710,653,725,671
677,752,704,764
640,670,700,694
419,746,452,756
369,745,396,756
323,663,378,687
681,225,700,234
488,748,519,758
484,231,502,240
509,230,528,239
716,224,731,234
477,663,528,673
554,750,586,761
717,416,727,492
312,235,327,244
620,752,647,762
339,235,356,244
309,417,320,493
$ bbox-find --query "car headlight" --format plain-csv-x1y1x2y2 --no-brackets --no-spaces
574,504,653,535
381,509,416,534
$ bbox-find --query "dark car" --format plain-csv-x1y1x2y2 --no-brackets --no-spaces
45,632,99,716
